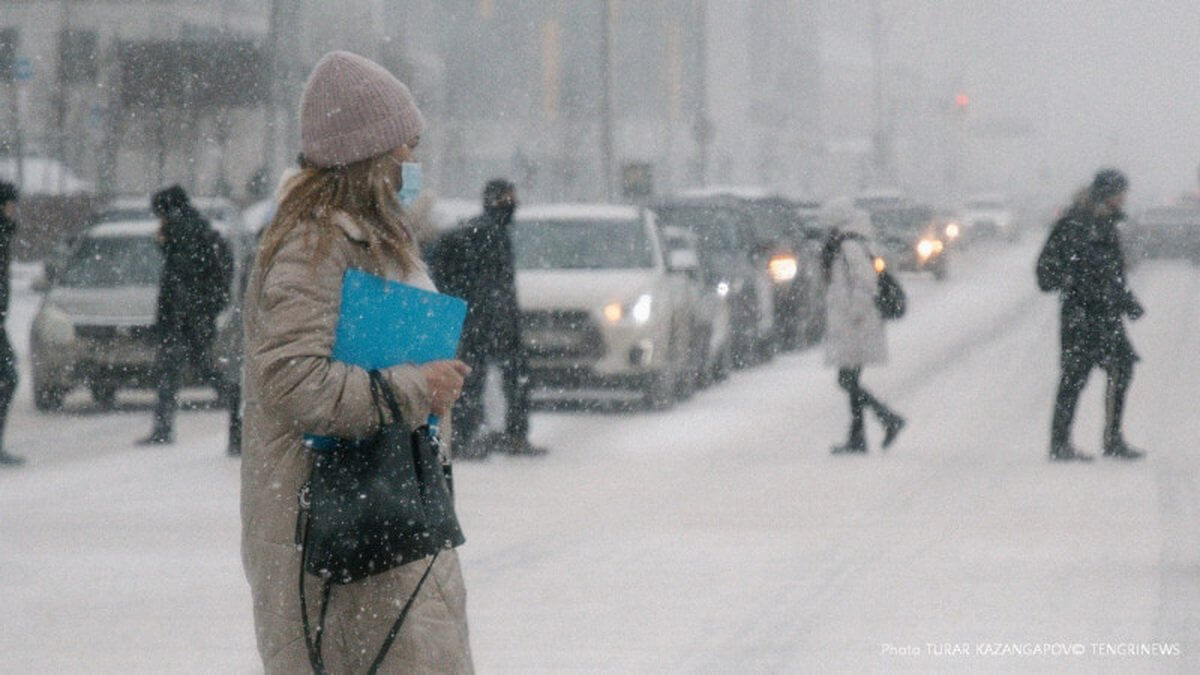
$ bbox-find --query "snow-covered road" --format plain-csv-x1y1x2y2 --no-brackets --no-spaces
2,236,1197,672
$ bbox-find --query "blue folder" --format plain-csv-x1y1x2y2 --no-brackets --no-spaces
304,268,467,450
333,267,468,369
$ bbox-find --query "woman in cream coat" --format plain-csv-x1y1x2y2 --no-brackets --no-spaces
241,51,473,673
820,198,906,454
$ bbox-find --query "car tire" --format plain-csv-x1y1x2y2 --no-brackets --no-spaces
34,382,66,412
644,369,676,411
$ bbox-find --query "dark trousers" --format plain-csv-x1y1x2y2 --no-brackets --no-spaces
0,332,17,447
838,367,895,442
1050,350,1134,448
152,322,240,442
453,350,531,446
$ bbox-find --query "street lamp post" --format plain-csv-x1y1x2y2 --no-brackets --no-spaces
600,0,615,201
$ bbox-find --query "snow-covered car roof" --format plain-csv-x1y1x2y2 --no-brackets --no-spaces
99,195,241,226
87,218,236,239
963,193,1010,208
431,198,481,231
0,156,93,196
515,203,642,221
674,185,781,201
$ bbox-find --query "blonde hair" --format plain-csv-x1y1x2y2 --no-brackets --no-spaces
257,152,421,277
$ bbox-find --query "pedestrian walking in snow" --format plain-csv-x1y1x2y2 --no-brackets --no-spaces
1037,168,1145,461
819,198,905,454
136,185,240,454
429,179,546,458
0,182,24,467
240,50,474,673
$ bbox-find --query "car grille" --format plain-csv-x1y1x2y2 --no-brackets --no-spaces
521,310,604,358
75,324,155,343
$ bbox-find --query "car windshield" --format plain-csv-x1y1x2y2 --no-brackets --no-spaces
655,207,744,253
514,218,653,270
60,235,163,287
871,207,935,235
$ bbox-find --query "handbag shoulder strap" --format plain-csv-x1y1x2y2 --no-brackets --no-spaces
368,370,409,429
298,503,441,674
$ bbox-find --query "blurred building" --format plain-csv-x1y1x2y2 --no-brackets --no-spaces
2,0,825,204
1,0,268,198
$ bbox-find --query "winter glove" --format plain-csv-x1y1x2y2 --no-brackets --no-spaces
1125,295,1145,320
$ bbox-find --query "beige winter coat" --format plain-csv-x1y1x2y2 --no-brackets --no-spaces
240,210,473,673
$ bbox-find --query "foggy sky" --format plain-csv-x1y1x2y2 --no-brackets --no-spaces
816,0,1200,206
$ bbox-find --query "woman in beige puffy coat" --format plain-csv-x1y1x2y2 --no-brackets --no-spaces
240,51,473,673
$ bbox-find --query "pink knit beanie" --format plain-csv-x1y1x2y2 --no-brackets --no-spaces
299,51,425,168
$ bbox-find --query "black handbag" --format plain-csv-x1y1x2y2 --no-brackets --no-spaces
296,370,465,673
875,267,907,320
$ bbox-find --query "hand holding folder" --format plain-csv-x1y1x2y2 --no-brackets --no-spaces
304,268,468,449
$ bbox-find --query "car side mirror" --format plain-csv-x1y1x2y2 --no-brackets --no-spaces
667,248,699,274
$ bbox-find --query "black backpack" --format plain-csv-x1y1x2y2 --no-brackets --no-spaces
198,229,234,313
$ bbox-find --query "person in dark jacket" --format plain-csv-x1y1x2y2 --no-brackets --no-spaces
137,185,241,455
1036,168,1145,461
0,182,24,466
429,179,545,458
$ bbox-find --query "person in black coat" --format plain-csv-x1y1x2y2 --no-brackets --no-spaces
137,185,241,454
429,179,545,458
0,182,23,466
1036,169,1145,461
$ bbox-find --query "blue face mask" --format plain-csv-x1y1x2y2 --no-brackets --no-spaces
397,161,422,207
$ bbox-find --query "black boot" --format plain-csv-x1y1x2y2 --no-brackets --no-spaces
226,432,242,457
881,414,906,449
1102,433,1145,460
831,439,867,454
504,435,548,457
832,425,867,454
0,449,24,466
136,427,174,446
1050,442,1093,462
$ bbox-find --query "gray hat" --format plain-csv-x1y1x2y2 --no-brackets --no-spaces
299,51,425,168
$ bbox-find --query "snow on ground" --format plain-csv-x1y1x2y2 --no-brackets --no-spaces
2,236,1198,672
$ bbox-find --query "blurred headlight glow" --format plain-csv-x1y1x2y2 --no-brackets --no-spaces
873,256,887,274
716,280,730,297
631,294,653,324
604,294,654,324
603,302,623,323
767,254,798,283
945,222,960,239
916,238,943,260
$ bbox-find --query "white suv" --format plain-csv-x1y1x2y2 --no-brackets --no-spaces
513,204,699,408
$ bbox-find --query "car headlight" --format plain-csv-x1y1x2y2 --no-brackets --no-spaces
603,293,654,325
916,238,943,260
945,222,960,240
873,256,887,274
767,254,798,283
715,280,731,297
34,302,75,345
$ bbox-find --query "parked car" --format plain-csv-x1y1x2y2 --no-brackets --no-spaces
513,204,698,409
674,188,826,350
961,193,1018,242
869,203,950,280
1123,205,1200,264
29,216,246,410
653,199,775,366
